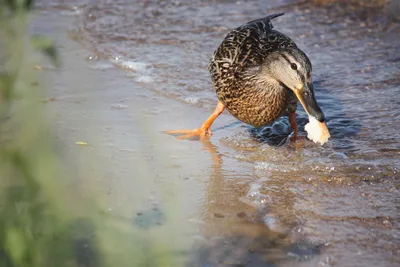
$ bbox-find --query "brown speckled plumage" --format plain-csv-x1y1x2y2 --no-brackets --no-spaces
209,13,306,127
166,13,326,142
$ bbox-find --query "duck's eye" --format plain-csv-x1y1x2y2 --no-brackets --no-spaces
291,63,297,70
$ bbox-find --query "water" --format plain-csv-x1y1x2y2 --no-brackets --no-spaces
35,0,399,266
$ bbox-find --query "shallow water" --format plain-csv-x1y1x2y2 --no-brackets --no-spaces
35,0,399,266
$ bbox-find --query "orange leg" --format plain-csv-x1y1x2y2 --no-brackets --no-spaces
165,101,225,141
288,112,307,145
289,112,299,142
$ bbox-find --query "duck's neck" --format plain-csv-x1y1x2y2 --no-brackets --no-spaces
253,74,287,98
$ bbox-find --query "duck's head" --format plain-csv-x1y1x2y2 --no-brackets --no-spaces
265,48,326,123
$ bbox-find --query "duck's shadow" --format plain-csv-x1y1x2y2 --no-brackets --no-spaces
248,116,309,147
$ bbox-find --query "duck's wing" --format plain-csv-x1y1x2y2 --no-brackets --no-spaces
209,13,296,82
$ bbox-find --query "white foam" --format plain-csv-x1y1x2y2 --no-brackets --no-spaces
111,59,149,72
183,97,199,104
134,75,154,83
110,103,128,109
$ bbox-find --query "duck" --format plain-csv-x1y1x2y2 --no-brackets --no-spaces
167,13,329,143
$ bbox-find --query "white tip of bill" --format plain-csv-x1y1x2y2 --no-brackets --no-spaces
304,116,331,145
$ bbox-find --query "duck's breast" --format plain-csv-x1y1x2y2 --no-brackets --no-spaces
216,82,289,127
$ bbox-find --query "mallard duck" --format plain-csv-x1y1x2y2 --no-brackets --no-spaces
167,13,329,143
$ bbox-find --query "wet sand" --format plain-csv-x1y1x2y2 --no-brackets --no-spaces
33,1,399,266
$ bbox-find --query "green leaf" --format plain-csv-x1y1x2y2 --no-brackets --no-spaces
6,227,27,265
0,72,16,101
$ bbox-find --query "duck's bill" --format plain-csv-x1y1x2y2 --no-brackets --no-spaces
293,83,325,123
294,83,331,144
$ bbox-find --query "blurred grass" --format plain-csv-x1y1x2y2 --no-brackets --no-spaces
0,1,179,267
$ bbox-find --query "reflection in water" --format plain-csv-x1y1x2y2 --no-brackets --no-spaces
188,140,326,266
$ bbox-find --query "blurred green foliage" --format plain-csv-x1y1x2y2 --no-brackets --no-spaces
0,1,79,266
1,0,33,11
0,1,178,267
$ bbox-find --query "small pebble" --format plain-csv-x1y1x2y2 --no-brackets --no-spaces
214,213,225,218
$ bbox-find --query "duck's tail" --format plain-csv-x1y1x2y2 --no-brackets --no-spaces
245,13,285,29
